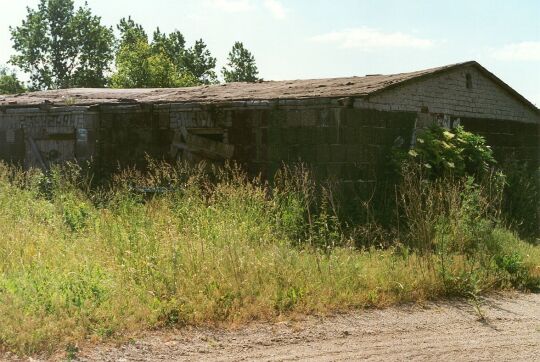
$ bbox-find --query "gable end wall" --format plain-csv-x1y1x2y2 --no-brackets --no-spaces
354,65,539,123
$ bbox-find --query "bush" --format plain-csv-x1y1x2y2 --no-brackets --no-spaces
401,125,497,180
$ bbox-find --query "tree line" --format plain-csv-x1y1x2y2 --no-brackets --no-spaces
0,0,261,94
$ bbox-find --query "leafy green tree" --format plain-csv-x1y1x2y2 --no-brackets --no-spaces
0,67,26,94
183,39,218,84
9,0,115,89
117,16,147,46
152,28,186,69
111,18,213,88
111,38,198,88
222,42,261,83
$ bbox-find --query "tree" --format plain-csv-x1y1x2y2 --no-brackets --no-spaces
222,42,261,83
111,17,151,88
152,28,186,70
111,18,214,88
9,0,115,90
183,40,218,84
0,67,26,94
111,37,198,88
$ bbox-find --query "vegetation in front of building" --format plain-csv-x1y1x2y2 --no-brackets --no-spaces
0,126,538,356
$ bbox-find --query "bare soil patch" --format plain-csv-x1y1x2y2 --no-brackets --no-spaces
73,293,540,361
4,293,538,361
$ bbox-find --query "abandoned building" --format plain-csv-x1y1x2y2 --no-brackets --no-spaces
0,60,538,192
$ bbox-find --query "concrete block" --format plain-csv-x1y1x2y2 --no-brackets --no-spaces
316,144,330,163
330,144,347,162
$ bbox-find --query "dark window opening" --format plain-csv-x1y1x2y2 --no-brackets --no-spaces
466,73,473,89
187,128,226,143
199,133,224,143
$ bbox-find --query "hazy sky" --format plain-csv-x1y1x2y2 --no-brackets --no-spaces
1,0,539,104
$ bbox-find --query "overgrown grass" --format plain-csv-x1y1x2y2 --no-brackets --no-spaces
0,161,538,356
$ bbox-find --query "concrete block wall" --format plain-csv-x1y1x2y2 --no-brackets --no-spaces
460,117,539,166
0,107,98,167
225,107,416,198
97,104,173,172
354,64,539,124
162,105,415,197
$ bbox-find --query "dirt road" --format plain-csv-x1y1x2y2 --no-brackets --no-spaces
76,293,540,361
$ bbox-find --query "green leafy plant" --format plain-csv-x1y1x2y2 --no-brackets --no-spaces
404,125,497,180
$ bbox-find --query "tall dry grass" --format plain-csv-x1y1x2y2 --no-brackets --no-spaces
0,161,538,356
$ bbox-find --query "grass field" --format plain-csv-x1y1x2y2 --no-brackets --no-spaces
0,161,538,356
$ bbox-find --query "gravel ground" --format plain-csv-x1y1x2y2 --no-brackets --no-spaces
6,293,540,361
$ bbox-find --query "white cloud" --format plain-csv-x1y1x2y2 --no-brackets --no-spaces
311,27,434,51
263,0,288,19
491,41,540,61
207,0,254,13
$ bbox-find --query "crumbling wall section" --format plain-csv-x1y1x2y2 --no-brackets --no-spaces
164,102,416,196
0,106,98,168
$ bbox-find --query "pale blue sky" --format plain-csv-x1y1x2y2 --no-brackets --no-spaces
1,0,539,104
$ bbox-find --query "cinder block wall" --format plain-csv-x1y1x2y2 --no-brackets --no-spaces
354,64,539,167
354,65,538,123
233,107,415,181
0,107,98,167
460,117,539,166
97,104,172,173
1,63,537,181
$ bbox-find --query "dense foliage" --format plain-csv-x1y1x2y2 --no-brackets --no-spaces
388,125,537,241
9,3,260,89
222,41,261,83
9,0,115,89
402,125,497,179
0,67,25,94
111,18,196,88
111,18,216,88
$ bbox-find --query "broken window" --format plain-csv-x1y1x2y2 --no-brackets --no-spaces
170,127,234,164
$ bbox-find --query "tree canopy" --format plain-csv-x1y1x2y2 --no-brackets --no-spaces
9,3,260,89
222,42,261,83
183,39,218,85
111,18,217,88
0,67,26,94
9,0,115,90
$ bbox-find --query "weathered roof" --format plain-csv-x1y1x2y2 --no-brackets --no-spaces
1,61,537,112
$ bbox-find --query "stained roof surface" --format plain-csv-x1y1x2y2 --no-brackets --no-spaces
0,61,536,112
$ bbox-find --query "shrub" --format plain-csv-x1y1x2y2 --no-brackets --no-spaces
402,125,497,180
